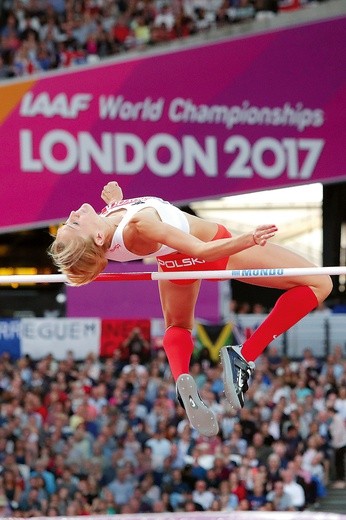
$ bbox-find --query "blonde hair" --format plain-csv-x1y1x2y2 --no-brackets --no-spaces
48,234,108,286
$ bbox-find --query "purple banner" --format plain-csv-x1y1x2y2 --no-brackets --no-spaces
66,262,220,322
1,16,345,230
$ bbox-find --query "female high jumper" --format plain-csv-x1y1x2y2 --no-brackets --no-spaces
49,181,332,437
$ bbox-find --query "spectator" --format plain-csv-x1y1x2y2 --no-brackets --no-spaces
145,428,172,472
1,322,346,516
153,3,175,31
287,455,318,506
0,0,326,81
247,479,267,510
266,479,294,511
107,465,137,506
122,353,148,377
282,424,303,460
228,470,247,501
55,466,78,497
327,407,346,489
112,14,134,50
266,452,282,488
30,459,56,496
192,479,215,510
334,385,346,420
281,467,306,510
237,497,251,510
0,493,12,517
301,347,319,371
238,407,257,443
252,431,273,465
0,53,15,78
18,483,46,515
65,422,93,465
1,468,23,504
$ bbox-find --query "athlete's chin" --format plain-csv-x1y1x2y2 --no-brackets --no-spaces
80,203,95,213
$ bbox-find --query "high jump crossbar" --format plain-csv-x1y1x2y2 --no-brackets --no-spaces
0,266,346,284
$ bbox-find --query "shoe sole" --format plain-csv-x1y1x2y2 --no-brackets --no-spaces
220,346,242,410
176,374,219,437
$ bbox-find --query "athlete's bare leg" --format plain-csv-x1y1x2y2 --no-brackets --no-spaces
226,241,332,301
221,240,332,410
158,279,200,330
158,278,199,381
158,279,219,436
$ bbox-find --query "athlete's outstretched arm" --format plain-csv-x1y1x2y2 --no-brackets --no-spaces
132,216,277,260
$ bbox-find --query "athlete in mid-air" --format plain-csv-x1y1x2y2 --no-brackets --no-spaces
49,182,332,436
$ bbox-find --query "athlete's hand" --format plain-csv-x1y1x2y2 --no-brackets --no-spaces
101,181,123,204
252,224,278,246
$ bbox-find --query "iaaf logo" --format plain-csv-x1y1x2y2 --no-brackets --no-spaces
157,258,206,269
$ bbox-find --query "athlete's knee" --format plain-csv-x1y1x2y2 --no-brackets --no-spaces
163,308,194,329
313,275,333,302
165,325,192,334
165,317,194,330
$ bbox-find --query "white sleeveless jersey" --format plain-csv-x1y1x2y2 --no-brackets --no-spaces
102,197,190,262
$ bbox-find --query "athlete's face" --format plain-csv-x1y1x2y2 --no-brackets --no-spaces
57,203,100,241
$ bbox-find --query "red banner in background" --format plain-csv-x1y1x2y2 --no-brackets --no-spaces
100,318,150,357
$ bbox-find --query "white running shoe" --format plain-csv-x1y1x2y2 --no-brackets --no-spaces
220,345,255,410
176,374,219,437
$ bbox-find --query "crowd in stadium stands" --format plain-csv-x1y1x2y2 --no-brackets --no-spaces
0,0,325,79
0,326,345,517
0,0,345,516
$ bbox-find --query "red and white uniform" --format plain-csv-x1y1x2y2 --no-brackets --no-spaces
102,197,190,262
157,223,231,284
